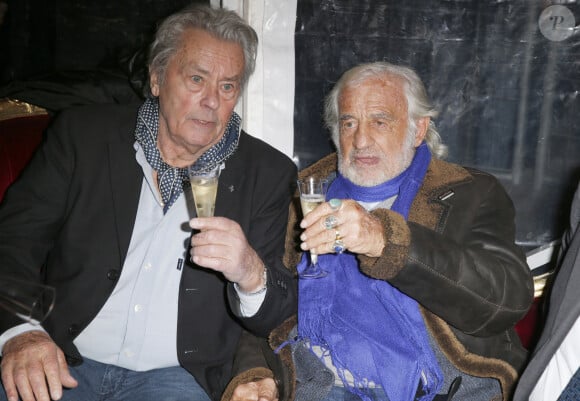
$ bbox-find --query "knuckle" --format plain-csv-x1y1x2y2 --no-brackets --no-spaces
12,367,29,385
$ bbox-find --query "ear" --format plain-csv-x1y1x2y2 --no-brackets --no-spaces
150,69,160,97
414,117,430,147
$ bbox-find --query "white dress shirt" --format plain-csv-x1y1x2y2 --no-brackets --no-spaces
530,314,580,401
0,143,266,366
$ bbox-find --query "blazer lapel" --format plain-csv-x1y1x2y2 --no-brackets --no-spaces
108,141,143,264
544,226,580,341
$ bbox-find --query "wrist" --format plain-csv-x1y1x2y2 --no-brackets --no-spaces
235,267,267,296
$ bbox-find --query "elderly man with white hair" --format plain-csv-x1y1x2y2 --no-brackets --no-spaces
227,61,534,401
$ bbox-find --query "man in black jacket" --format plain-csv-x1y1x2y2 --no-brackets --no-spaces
514,181,580,401
0,4,296,401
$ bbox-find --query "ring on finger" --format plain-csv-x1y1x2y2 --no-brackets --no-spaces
324,214,338,230
333,230,345,254
329,198,342,211
333,238,346,254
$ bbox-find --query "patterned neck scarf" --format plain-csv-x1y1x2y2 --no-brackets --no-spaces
298,142,443,401
135,98,241,214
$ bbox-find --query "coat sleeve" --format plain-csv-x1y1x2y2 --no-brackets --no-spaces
225,135,298,337
220,330,290,401
358,170,534,336
0,110,72,332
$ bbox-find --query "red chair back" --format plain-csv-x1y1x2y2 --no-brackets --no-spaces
0,114,50,201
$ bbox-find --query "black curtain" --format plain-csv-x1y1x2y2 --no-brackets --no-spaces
0,0,207,84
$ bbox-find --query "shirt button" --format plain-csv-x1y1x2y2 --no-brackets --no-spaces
144,263,152,271
124,349,134,358
134,304,143,312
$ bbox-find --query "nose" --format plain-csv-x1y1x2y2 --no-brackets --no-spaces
201,83,220,110
352,124,371,149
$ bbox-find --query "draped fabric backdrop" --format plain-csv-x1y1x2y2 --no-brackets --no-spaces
0,0,579,248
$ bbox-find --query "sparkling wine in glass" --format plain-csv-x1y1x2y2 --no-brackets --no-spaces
297,177,328,278
188,165,221,217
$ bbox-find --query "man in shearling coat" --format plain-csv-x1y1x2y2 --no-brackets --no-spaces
226,61,534,401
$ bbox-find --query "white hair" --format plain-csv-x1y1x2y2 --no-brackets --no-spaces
323,61,448,159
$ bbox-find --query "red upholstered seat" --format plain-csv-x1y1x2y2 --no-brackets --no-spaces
515,297,542,349
0,112,50,202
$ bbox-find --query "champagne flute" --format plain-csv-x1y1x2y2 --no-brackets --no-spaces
188,164,221,217
297,177,329,278
0,275,55,324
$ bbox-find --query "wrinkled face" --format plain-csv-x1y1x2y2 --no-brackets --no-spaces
337,74,427,186
150,28,244,166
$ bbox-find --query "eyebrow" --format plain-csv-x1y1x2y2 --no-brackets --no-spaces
369,111,394,120
339,114,355,121
339,112,394,121
220,73,242,83
189,64,241,83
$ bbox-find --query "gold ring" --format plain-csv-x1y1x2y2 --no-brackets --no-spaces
333,230,345,253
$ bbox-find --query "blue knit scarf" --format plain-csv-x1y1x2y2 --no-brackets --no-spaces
297,142,443,401
135,98,240,214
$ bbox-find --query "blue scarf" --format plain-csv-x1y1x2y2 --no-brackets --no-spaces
297,143,443,401
135,98,240,214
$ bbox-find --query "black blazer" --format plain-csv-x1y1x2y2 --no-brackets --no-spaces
0,103,297,400
513,183,580,400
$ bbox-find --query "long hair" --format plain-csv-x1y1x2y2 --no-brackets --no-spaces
323,61,448,159
147,4,258,94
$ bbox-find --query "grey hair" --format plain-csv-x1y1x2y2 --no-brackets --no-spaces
147,4,258,94
323,61,448,159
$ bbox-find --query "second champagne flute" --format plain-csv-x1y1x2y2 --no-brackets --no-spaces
297,177,328,278
0,275,55,324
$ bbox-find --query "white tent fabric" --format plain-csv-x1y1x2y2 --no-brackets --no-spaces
212,0,297,160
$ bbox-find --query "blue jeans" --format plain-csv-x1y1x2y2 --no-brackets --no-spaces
0,357,211,401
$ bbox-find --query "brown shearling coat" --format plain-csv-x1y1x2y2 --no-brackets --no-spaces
223,152,533,401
